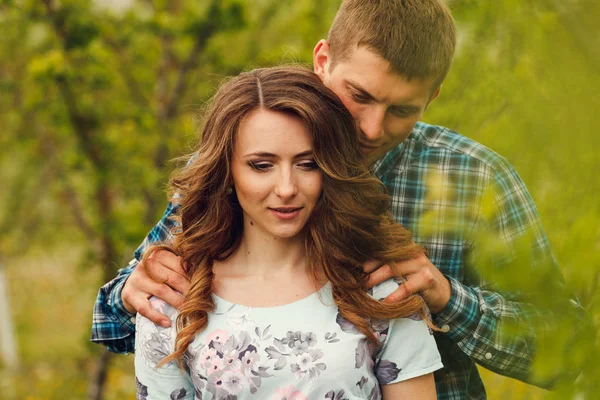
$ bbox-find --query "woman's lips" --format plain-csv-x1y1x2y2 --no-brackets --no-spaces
269,207,303,220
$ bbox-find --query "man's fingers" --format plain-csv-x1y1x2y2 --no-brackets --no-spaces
145,255,190,295
383,273,430,303
135,298,172,328
362,259,382,274
383,283,410,303
149,282,186,309
366,263,394,288
388,257,423,276
150,249,185,275
153,267,190,296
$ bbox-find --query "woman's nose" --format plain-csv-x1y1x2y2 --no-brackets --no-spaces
274,171,298,199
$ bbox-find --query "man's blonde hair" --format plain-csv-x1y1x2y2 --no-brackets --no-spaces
328,0,457,88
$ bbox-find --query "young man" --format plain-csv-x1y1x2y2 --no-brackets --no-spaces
92,1,574,398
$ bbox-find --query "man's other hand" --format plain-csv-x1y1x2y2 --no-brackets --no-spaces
364,254,451,314
122,249,190,327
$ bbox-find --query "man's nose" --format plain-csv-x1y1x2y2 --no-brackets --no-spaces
359,107,386,141
274,170,298,199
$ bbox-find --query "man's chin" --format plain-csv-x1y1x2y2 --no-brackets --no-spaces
360,152,381,168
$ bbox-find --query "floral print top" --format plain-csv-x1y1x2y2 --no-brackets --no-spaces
134,279,442,399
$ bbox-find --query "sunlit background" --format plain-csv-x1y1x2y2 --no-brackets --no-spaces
0,0,598,399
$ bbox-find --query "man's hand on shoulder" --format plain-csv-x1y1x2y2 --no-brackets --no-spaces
122,249,190,327
364,253,451,314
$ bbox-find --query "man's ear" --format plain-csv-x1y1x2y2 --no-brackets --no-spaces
313,39,330,82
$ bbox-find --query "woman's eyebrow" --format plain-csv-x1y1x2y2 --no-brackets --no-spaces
244,150,313,158
294,150,313,158
244,151,277,158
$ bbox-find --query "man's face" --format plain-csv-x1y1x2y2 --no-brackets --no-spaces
314,41,440,166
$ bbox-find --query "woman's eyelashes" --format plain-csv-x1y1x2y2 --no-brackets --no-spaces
247,161,272,171
298,161,319,170
247,160,319,172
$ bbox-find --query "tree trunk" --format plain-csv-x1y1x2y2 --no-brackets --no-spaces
87,350,112,400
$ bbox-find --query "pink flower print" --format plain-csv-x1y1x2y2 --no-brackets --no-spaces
272,385,307,400
205,329,229,345
221,370,245,395
207,356,224,374
200,348,218,368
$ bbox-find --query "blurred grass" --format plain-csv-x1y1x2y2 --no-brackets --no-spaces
1,247,136,399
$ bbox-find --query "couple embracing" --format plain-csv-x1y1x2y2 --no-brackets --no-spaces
92,1,574,399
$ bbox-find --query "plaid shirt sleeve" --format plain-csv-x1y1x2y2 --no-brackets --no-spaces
90,202,178,354
432,158,582,386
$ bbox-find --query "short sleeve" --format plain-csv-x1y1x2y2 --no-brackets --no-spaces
134,298,195,399
371,280,443,384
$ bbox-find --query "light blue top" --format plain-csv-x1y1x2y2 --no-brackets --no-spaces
135,279,442,399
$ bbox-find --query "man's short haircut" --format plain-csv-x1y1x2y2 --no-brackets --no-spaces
327,0,457,89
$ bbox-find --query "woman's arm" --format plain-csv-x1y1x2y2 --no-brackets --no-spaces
382,372,436,399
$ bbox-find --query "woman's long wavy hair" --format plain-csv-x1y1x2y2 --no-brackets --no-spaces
146,66,430,366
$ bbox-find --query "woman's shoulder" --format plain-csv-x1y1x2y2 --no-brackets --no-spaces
135,297,180,368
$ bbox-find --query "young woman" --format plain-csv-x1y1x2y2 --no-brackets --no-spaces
135,66,442,399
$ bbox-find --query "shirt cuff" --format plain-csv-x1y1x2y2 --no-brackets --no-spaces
432,276,481,342
108,272,136,331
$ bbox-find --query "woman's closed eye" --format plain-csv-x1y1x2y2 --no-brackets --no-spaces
248,161,272,171
247,160,318,172
297,160,319,171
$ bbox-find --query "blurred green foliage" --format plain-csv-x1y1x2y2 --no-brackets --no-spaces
0,0,598,399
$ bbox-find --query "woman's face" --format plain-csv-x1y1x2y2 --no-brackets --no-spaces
231,108,323,240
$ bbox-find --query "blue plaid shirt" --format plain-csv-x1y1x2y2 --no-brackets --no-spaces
91,122,569,399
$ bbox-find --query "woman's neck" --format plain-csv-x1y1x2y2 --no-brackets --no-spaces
221,226,309,278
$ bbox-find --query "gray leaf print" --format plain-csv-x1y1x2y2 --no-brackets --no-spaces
274,356,287,370
170,388,187,400
356,376,368,389
274,338,288,352
355,338,369,368
335,314,360,334
262,325,271,337
249,376,261,394
324,389,348,400
376,359,401,384
367,384,379,400
136,377,148,400
324,332,340,343
370,318,389,333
